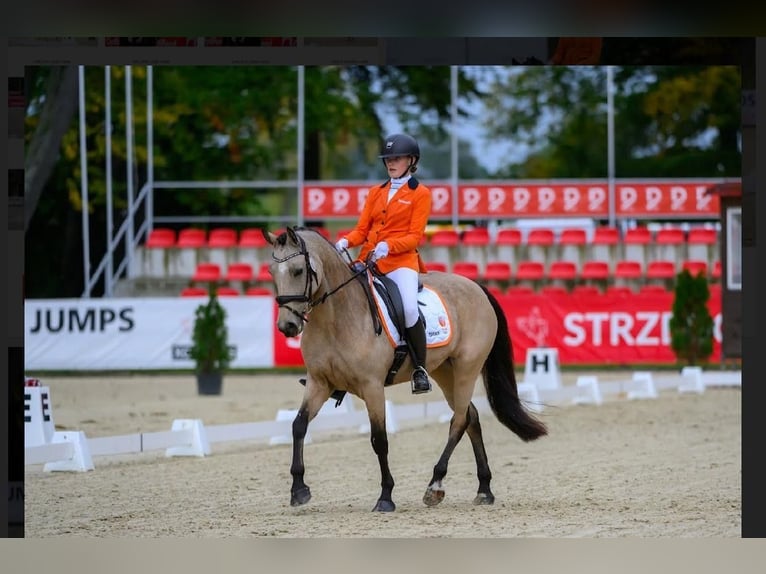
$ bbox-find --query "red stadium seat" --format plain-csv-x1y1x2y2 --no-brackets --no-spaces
507,286,535,296
592,226,619,245
255,262,273,282
526,228,555,246
461,227,490,247
216,286,241,297
640,284,670,295
655,228,685,245
191,262,221,282
646,260,676,280
452,261,480,281
483,261,512,282
225,263,254,282
180,286,208,297
515,261,545,281
558,228,587,246
580,260,610,280
495,229,522,246
486,285,504,298
682,259,708,277
238,228,269,248
614,260,643,279
424,261,448,273
711,260,721,280
146,228,176,248
429,229,460,247
688,228,717,245
624,226,652,244
572,285,600,296
547,261,577,281
207,227,238,248
177,228,207,248
541,286,568,297
245,286,273,296
606,286,633,297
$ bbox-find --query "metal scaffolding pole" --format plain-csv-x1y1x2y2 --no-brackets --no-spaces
78,66,91,298
104,66,114,296
450,66,459,229
297,65,305,226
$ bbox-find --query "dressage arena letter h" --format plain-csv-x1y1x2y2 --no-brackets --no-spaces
523,347,563,390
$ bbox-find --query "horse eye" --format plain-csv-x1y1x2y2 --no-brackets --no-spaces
292,267,303,278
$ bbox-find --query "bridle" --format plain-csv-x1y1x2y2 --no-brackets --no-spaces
271,231,368,326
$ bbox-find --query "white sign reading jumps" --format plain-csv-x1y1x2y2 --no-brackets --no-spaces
24,297,275,370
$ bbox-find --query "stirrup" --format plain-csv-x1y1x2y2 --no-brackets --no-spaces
411,366,431,394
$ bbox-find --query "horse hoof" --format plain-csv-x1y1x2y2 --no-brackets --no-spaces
423,487,445,507
290,486,312,506
371,500,396,512
473,492,495,505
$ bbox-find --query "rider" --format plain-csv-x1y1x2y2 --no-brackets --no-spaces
335,133,432,394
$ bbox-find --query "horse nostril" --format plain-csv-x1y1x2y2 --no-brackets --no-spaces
279,321,300,338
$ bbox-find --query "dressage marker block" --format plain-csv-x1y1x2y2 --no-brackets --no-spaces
24,381,55,448
522,347,562,390
572,376,603,406
627,371,658,400
165,419,211,457
43,431,94,472
678,366,705,394
24,378,94,472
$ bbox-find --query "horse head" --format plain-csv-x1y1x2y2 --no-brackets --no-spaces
263,226,331,338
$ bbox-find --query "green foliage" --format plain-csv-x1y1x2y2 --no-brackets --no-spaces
669,269,714,366
188,284,230,374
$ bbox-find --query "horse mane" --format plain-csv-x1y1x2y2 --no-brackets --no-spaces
290,226,354,278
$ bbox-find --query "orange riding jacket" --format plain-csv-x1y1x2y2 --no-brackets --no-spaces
344,177,431,274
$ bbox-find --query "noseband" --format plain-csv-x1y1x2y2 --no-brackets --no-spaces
272,232,366,326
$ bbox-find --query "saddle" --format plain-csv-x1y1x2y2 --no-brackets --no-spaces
318,263,423,407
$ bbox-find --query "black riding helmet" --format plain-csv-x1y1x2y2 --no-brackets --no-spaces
378,133,420,175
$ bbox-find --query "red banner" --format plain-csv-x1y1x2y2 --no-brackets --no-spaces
272,293,722,367
302,180,721,219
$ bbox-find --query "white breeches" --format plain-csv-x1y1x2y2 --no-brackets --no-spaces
385,267,420,328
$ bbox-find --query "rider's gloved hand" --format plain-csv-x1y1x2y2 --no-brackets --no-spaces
371,241,389,261
335,238,349,252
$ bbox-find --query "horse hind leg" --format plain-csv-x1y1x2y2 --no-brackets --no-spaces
423,404,471,507
464,402,495,505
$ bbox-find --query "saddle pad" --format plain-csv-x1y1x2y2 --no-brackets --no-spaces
371,280,453,348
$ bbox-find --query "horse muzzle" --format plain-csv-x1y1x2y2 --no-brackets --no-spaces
278,319,303,338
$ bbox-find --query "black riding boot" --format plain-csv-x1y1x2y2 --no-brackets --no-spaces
405,318,431,394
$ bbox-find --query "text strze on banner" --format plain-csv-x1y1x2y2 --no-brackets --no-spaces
500,291,721,365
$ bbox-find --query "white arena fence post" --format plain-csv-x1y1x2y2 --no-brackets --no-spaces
165,419,211,457
572,375,603,406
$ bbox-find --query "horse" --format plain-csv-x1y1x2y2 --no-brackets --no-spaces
263,225,547,512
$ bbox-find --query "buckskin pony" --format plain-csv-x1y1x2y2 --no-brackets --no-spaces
263,226,547,512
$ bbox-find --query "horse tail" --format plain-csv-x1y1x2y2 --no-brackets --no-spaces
479,285,548,442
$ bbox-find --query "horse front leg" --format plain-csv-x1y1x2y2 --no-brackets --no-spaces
364,392,396,512
290,379,330,507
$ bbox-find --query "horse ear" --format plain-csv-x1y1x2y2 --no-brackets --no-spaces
262,228,278,245
286,226,299,245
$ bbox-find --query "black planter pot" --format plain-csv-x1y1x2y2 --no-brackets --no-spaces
196,372,223,395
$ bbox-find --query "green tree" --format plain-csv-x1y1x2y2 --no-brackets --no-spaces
669,269,714,366
24,65,481,298
481,65,741,179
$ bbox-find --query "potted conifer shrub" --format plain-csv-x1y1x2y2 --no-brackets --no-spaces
189,283,230,395
669,268,714,366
